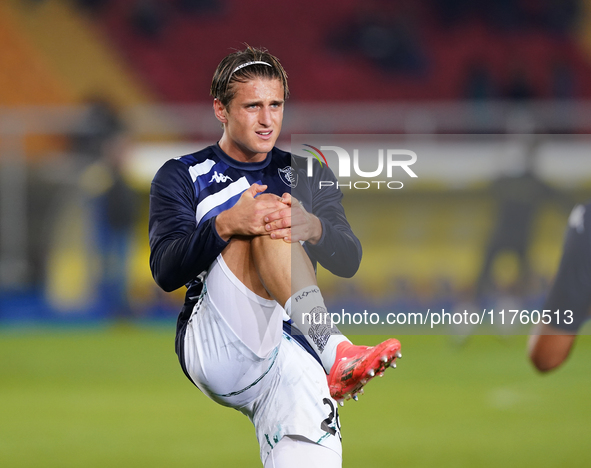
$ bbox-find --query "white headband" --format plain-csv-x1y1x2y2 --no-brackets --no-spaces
231,61,272,75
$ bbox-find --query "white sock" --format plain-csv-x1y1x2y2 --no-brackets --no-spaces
284,286,350,374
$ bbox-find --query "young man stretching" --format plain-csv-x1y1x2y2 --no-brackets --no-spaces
149,46,401,467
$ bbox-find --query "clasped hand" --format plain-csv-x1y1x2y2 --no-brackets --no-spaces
263,192,322,244
216,184,321,244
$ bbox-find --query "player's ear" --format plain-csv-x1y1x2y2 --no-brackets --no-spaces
213,98,228,124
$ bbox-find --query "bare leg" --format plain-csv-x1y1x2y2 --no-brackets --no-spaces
221,235,402,399
222,235,321,307
528,323,576,372
222,235,347,373
220,236,272,299
250,236,317,306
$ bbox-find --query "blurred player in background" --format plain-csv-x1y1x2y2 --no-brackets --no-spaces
475,140,557,303
149,46,401,467
529,201,591,372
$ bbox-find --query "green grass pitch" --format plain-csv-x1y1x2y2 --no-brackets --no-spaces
1,326,590,467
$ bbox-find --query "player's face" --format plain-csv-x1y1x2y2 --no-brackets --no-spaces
215,78,284,163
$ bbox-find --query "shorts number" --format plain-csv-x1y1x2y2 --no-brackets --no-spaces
321,398,342,440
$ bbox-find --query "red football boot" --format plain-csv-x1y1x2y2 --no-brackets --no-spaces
327,338,401,404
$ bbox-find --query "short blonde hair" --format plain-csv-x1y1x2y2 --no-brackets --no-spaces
210,46,289,107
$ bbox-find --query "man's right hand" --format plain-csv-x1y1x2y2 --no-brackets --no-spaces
215,184,286,241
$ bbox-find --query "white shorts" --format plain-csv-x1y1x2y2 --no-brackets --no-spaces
181,256,342,464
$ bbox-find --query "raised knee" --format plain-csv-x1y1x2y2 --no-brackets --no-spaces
251,234,290,250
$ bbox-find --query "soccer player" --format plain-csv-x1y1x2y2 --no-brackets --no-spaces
528,201,591,372
149,46,401,467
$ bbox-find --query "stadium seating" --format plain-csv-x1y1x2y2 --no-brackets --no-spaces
0,3,72,106
89,0,591,102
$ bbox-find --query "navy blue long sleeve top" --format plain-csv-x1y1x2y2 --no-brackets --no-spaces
149,144,362,305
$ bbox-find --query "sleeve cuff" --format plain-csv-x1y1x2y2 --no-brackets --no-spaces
211,215,230,247
307,217,328,248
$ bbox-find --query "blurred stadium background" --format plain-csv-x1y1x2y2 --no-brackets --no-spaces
1,0,591,467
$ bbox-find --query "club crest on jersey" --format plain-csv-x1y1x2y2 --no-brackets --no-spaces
209,171,233,183
278,166,297,188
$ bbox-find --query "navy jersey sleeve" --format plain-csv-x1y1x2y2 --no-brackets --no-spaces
149,159,229,292
303,162,362,278
544,203,591,331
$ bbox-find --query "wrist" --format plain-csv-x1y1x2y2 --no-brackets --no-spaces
215,211,233,241
307,215,323,245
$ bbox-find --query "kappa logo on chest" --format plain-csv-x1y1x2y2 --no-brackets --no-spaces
209,171,233,183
